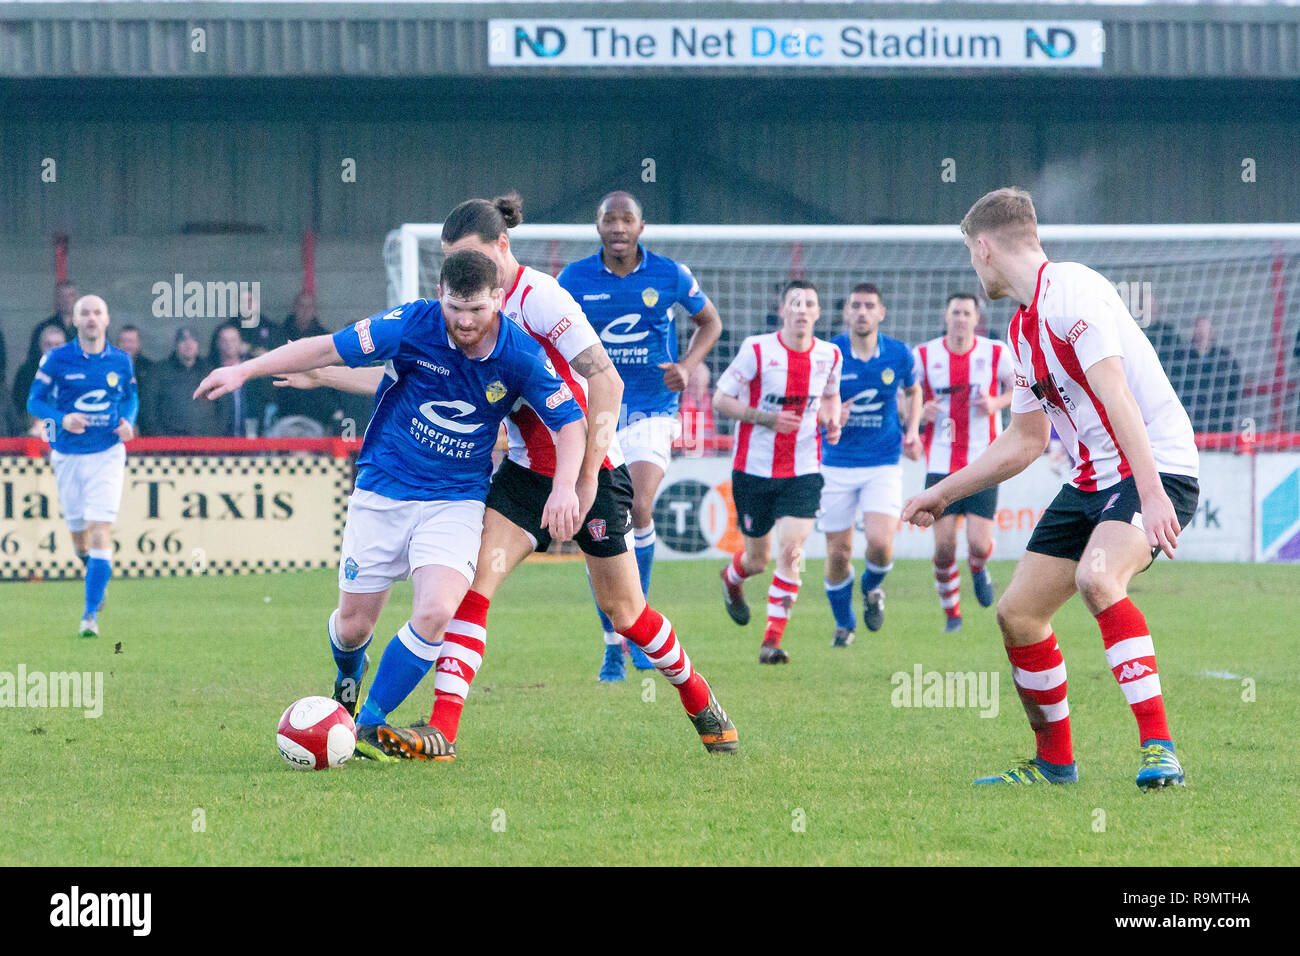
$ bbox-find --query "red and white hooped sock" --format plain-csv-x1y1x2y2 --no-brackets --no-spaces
429,589,490,743
1007,634,1073,766
723,551,753,588
618,604,710,714
763,573,800,646
1097,598,1170,744
968,543,992,575
934,560,961,618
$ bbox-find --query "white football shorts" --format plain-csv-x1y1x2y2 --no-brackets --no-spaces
817,463,904,532
619,414,682,472
50,443,127,532
339,489,485,593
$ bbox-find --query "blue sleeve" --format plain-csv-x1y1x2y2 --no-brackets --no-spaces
515,349,584,432
25,355,61,422
119,355,139,426
676,262,708,316
899,344,916,388
332,301,421,367
556,263,576,297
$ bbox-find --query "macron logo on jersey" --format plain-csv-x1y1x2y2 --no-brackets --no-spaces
356,318,375,354
418,400,481,434
599,314,649,345
1067,320,1089,345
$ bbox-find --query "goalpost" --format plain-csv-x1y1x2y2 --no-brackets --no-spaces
385,223,1300,438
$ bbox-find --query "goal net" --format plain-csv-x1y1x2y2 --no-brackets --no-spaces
385,224,1300,445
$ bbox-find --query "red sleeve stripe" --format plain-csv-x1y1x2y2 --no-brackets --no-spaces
530,318,614,473
512,404,556,476
989,343,1002,444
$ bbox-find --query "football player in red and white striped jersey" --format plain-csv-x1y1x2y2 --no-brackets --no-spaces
912,293,1015,632
903,188,1198,790
277,194,737,757
714,280,843,664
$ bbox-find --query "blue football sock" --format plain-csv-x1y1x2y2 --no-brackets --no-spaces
328,609,371,684
83,550,111,619
633,523,656,596
861,559,893,595
355,621,441,726
825,571,855,630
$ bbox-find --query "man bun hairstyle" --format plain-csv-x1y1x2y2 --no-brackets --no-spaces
441,191,524,245
439,250,499,299
960,187,1039,245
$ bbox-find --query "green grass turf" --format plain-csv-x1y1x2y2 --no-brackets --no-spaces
2,558,1296,866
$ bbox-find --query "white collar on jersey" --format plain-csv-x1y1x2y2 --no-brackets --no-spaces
849,339,881,363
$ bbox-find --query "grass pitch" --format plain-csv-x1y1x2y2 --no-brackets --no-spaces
2,558,1296,866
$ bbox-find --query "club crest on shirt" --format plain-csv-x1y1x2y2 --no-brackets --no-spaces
587,518,607,541
881,368,895,385
641,287,659,308
106,371,119,387
485,379,508,404
343,557,359,581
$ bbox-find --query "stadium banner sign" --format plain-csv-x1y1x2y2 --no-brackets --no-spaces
0,454,349,579
490,19,1104,69
1256,452,1300,562
654,452,1255,563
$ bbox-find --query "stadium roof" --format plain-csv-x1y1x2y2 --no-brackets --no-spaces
1,2,1297,78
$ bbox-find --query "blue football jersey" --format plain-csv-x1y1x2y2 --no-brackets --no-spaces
558,245,708,418
26,342,138,454
333,300,583,502
820,333,915,468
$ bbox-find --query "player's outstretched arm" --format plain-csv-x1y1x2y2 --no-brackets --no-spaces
273,365,385,396
1084,356,1180,558
541,418,587,542
902,407,1050,528
193,335,343,401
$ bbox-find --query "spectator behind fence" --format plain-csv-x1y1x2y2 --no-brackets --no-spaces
1168,316,1242,434
145,327,222,436
115,324,153,434
11,324,68,436
1140,294,1184,374
237,287,283,358
211,323,269,436
26,279,79,365
265,292,336,432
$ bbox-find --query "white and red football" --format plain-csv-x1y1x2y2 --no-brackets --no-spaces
276,696,356,770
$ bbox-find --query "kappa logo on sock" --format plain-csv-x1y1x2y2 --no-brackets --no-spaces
1118,661,1154,681
437,658,465,677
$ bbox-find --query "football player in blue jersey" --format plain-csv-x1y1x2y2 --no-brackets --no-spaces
26,295,139,638
819,284,923,643
195,251,586,760
558,191,723,681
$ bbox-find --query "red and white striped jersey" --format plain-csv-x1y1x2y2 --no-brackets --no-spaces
500,265,624,477
1008,261,1198,492
717,331,842,479
912,335,1014,475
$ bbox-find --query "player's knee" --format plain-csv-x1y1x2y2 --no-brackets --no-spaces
410,603,455,644
630,500,654,528
335,609,375,648
866,539,892,565
995,595,1028,640
1074,565,1119,613
779,543,804,573
602,598,644,634
933,545,956,566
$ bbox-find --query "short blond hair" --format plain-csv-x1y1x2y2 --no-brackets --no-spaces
960,187,1039,245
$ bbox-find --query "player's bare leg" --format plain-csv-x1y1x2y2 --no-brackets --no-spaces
621,459,667,669
759,516,814,663
1077,520,1185,790
77,521,114,636
861,511,899,633
721,530,771,626
421,508,534,746
965,514,997,609
974,551,1079,785
330,587,389,717
932,514,963,632
823,527,856,645
589,550,738,753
